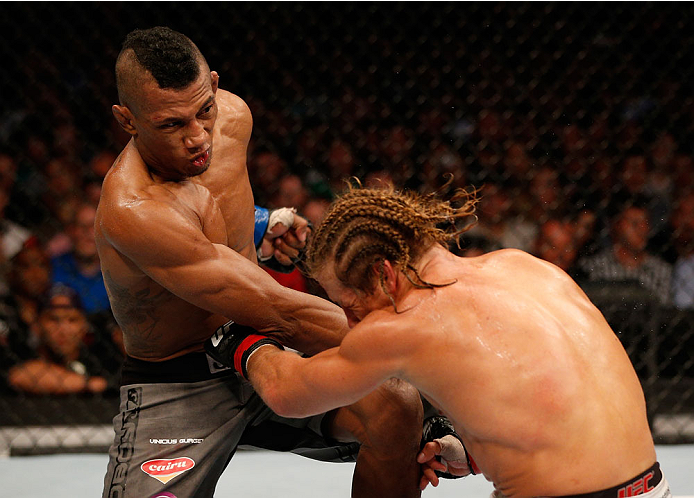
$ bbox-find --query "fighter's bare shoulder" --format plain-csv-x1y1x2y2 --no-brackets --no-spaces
483,248,559,274
99,164,211,252
339,310,424,371
214,89,253,142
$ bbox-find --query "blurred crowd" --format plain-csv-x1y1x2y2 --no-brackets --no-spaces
0,96,692,397
0,3,692,397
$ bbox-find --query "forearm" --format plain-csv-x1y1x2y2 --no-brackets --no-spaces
260,290,349,354
9,363,88,395
210,323,393,418
247,346,356,418
207,245,350,354
150,242,349,354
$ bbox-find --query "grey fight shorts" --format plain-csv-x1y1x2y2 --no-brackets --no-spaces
102,352,360,498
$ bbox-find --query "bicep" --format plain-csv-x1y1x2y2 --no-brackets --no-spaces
102,201,293,324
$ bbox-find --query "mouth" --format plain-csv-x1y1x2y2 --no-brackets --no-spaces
192,149,210,168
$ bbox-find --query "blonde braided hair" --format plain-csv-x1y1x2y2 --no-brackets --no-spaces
305,183,478,299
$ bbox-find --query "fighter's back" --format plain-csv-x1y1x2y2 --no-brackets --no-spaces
397,247,656,496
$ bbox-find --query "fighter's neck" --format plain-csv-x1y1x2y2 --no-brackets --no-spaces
394,245,454,302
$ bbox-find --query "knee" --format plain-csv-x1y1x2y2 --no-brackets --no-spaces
378,378,424,429
351,378,424,450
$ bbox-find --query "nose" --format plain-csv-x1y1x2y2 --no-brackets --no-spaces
184,120,208,150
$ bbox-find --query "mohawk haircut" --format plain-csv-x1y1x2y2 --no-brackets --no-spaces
305,183,478,301
118,26,203,91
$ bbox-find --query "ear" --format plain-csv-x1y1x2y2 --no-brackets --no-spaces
210,71,219,94
372,259,398,295
112,105,137,136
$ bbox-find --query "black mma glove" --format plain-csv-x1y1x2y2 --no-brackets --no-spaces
421,416,477,479
204,321,283,380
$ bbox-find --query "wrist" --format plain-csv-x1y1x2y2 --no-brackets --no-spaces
234,334,284,379
245,342,283,380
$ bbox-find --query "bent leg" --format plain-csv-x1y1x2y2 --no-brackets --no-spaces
326,378,424,498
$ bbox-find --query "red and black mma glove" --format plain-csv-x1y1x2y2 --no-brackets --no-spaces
421,415,479,479
204,321,283,380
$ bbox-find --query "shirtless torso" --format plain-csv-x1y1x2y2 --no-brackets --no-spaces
249,246,657,497
98,29,426,498
96,85,345,361
387,247,656,496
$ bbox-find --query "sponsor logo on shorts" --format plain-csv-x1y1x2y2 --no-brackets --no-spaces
141,457,195,484
150,493,178,498
107,387,143,498
206,353,232,374
149,438,204,445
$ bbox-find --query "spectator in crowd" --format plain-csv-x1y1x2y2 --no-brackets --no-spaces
302,196,331,228
418,140,467,193
671,191,694,309
465,182,538,252
269,173,309,212
40,157,83,219
87,149,118,181
502,140,533,185
0,239,52,390
8,284,108,395
524,165,567,223
573,207,601,262
1,162,32,295
325,138,359,194
9,129,53,229
672,154,694,197
532,218,581,277
45,195,81,258
611,152,670,238
248,149,289,207
381,125,416,186
577,202,673,305
51,202,110,315
6,238,52,330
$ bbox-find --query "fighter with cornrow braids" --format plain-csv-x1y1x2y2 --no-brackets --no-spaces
306,185,477,303
224,183,668,498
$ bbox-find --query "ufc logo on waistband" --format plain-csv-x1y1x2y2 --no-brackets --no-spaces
618,471,655,497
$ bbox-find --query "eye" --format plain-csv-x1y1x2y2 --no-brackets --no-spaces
159,122,180,130
200,105,214,116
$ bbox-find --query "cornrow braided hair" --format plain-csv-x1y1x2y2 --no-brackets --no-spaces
305,183,478,304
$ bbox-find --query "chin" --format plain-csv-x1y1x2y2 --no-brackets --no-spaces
194,163,211,176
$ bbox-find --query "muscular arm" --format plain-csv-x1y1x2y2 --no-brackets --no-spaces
101,196,348,354
8,360,107,395
246,322,403,417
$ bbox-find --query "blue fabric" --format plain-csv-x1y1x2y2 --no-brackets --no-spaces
50,253,111,315
254,205,269,248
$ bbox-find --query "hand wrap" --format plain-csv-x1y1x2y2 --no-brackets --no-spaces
255,206,313,274
421,416,478,479
204,321,283,380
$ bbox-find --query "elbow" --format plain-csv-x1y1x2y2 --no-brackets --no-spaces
260,383,309,418
262,386,299,418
